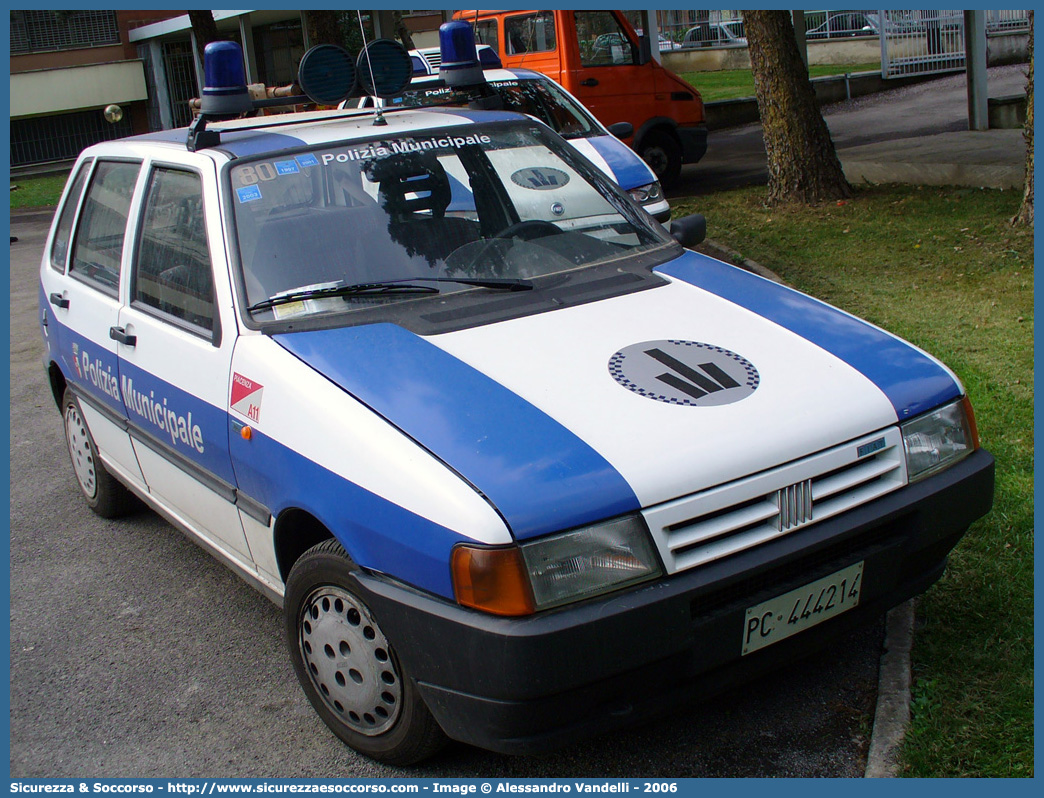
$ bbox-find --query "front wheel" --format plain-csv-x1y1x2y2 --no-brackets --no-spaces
284,539,447,765
638,130,683,187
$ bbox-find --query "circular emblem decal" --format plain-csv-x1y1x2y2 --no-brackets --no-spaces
511,167,570,190
608,340,760,407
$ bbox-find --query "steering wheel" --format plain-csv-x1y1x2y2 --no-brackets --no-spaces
446,220,563,279
494,219,561,241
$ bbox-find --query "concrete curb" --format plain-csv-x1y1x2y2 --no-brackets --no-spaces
697,239,785,283
864,600,915,777
696,240,915,779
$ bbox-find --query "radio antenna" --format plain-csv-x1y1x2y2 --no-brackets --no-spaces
357,10,387,125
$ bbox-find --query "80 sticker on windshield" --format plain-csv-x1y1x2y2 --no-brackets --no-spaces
741,561,863,655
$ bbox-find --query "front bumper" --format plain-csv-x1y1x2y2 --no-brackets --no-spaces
358,448,993,755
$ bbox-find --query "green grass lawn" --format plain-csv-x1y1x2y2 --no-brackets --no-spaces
10,172,70,210
673,184,1033,777
682,63,881,103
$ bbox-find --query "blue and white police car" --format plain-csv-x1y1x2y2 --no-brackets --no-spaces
346,50,671,223
39,32,993,765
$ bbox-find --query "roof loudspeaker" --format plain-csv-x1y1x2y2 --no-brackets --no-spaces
356,39,413,98
298,44,358,106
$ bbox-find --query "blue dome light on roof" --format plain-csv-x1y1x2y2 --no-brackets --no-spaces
438,21,485,87
200,41,252,116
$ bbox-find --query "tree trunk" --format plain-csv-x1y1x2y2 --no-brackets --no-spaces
743,10,851,205
305,10,343,47
187,10,220,64
1013,10,1033,226
393,10,416,50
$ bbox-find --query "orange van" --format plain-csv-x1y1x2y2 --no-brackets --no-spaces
453,9,707,185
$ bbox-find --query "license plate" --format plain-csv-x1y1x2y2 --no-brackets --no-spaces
741,561,863,655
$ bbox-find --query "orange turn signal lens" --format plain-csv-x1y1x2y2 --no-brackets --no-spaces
451,545,535,616
961,395,980,450
240,425,253,440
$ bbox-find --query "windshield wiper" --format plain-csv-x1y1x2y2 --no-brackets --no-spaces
410,276,534,291
247,276,533,313
248,281,438,312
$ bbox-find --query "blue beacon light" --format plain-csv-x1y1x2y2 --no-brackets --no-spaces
200,41,252,116
438,21,485,87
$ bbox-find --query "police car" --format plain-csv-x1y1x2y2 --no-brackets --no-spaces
346,49,671,222
39,30,993,765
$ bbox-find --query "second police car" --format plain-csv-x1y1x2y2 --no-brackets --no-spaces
346,44,671,222
39,29,994,764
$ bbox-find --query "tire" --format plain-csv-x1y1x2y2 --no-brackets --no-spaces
62,388,138,518
638,129,683,187
284,538,448,765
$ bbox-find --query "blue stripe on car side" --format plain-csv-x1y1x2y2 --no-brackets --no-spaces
273,323,640,540
656,251,961,419
230,427,467,599
585,135,653,191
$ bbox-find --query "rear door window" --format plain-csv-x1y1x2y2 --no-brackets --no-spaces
69,160,141,295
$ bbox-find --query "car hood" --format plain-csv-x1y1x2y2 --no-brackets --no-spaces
569,135,655,191
273,251,962,541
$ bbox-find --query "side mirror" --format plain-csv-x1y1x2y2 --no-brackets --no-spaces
607,121,634,139
669,214,706,248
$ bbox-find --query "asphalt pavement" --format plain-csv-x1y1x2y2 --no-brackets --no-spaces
671,64,1029,197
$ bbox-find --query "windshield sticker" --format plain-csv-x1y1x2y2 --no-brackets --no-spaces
236,185,262,203
319,134,492,164
511,167,570,190
609,340,760,407
295,153,320,168
275,160,300,175
230,372,264,422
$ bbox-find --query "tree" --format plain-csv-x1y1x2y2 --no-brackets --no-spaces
187,10,219,64
1013,10,1033,226
393,10,416,50
305,10,342,47
743,10,851,205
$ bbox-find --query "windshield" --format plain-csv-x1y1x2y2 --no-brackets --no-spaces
385,78,597,140
230,121,671,323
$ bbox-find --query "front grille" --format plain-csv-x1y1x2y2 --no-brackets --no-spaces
644,428,907,574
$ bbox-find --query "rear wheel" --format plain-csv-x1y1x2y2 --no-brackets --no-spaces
639,129,683,187
284,538,447,765
62,388,137,518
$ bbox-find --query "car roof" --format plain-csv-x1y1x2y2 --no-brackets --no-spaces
119,106,531,160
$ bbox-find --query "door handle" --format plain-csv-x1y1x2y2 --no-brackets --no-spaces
581,78,599,87
109,326,136,346
49,292,69,309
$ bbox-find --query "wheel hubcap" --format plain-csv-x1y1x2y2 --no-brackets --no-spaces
644,147,668,176
64,403,97,499
299,586,402,736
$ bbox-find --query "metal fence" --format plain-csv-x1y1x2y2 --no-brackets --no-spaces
657,10,745,50
10,10,120,54
878,10,966,78
985,9,1031,33
653,9,1029,51
11,110,132,168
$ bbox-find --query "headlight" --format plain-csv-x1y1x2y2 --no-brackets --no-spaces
901,397,978,482
628,182,663,204
451,514,662,616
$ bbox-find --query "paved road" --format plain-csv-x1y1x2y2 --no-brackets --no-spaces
671,64,1029,197
10,215,881,774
